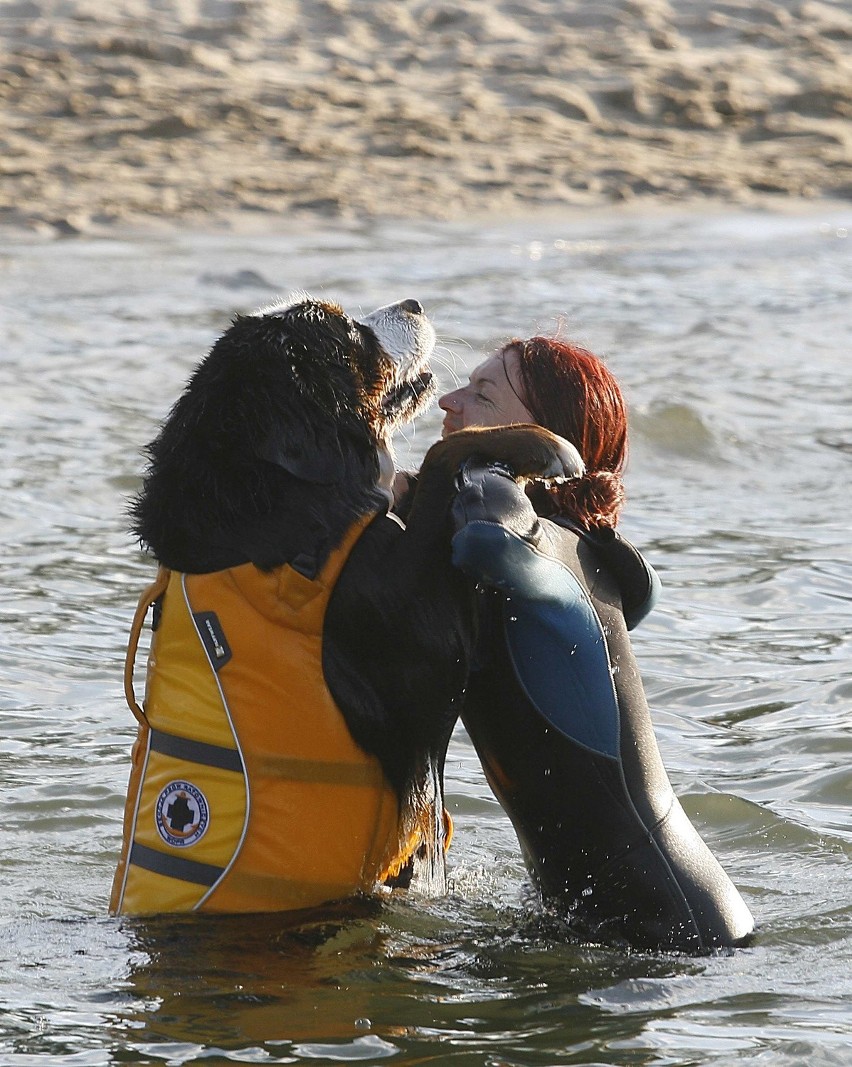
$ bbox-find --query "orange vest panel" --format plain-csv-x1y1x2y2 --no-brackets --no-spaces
111,516,416,915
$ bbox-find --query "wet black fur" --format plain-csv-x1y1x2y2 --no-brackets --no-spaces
132,302,389,577
131,300,472,798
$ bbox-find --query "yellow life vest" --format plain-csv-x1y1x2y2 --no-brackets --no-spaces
111,514,445,916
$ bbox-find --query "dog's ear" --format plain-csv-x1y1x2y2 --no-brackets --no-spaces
258,412,346,484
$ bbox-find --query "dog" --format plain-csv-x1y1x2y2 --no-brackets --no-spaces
111,295,575,916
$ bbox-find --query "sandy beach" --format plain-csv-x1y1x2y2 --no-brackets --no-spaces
1,0,850,233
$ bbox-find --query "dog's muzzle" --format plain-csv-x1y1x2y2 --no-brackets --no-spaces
382,370,434,419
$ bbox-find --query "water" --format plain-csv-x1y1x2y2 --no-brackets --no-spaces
1,204,850,1065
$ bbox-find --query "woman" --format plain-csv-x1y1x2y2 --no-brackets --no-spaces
436,337,754,953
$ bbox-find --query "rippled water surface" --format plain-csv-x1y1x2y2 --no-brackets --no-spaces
1,205,850,1065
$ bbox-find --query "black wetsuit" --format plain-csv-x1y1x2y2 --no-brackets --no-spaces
450,461,754,953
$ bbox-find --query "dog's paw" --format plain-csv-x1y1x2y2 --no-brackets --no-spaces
424,425,584,483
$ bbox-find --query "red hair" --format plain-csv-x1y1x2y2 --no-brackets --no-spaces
511,337,627,529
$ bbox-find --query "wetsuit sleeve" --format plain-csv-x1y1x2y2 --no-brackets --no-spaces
449,462,661,618
449,461,555,597
583,527,662,630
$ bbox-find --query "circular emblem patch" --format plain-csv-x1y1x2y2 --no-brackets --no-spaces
155,780,209,848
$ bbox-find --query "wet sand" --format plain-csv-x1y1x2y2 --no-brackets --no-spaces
1,0,850,234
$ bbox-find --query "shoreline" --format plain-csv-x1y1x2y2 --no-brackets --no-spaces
3,194,850,245
2,1,850,238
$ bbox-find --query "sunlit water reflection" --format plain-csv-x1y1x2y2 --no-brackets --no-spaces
1,204,850,1065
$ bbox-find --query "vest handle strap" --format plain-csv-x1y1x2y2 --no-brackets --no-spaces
124,566,171,726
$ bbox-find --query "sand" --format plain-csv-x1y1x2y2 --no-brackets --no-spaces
1,0,850,234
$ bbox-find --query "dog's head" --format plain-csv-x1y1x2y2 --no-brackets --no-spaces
133,296,436,574
249,294,437,482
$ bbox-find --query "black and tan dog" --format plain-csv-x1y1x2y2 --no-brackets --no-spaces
111,295,576,916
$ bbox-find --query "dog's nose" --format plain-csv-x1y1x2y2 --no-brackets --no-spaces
399,299,424,315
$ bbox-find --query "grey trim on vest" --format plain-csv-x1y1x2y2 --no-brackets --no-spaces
149,728,244,774
129,842,224,886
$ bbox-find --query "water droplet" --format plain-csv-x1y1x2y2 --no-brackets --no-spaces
354,1017,371,1030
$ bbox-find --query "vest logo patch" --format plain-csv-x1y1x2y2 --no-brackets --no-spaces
193,611,232,671
155,780,210,848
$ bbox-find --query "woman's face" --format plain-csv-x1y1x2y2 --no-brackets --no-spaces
438,345,531,436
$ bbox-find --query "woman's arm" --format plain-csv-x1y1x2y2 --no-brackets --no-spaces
449,459,661,626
